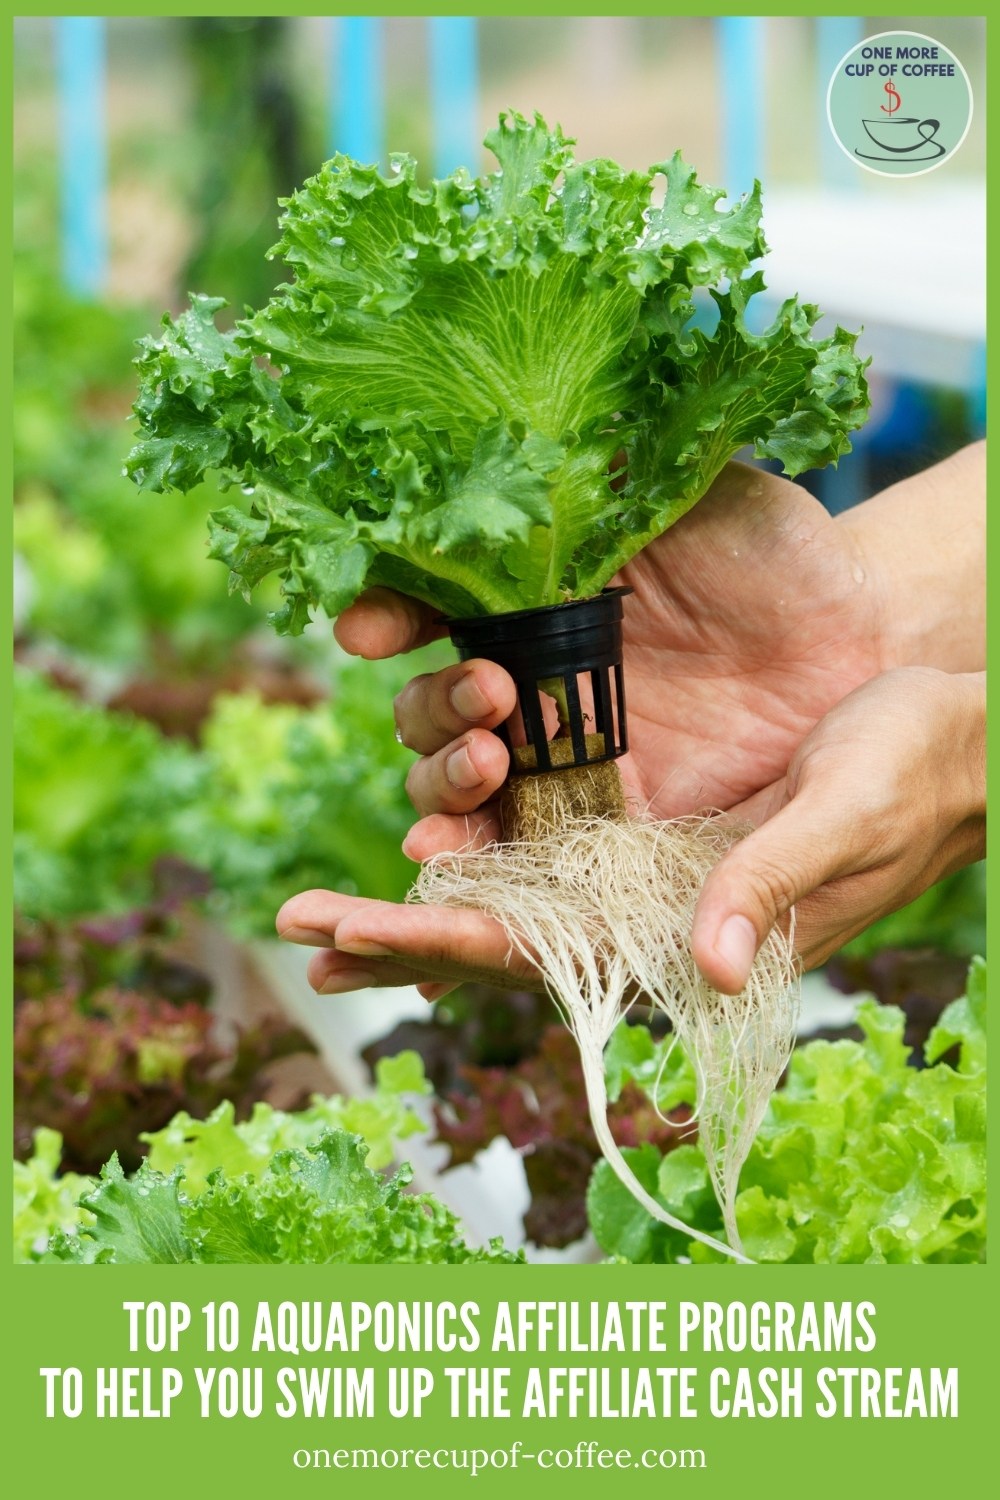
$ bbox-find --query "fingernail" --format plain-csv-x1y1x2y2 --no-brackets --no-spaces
445,743,484,790
450,673,493,721
337,937,396,957
318,968,377,994
279,924,333,945
418,982,454,1002
714,915,758,987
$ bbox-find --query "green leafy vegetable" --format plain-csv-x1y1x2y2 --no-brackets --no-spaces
128,112,868,632
46,1131,518,1266
174,660,420,933
13,660,423,931
587,959,986,1265
13,264,270,672
13,671,200,919
925,954,986,1075
824,945,977,1061
41,1128,515,1266
13,1129,94,1264
142,1051,430,1189
16,1053,477,1264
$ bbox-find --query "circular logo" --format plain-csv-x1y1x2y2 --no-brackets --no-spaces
827,30,973,177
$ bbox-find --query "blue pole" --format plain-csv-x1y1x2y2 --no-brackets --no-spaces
717,16,764,194
329,17,383,164
817,16,865,186
429,17,479,177
56,15,107,297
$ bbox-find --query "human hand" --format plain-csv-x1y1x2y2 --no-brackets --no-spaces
691,666,986,992
275,458,893,998
277,447,984,998
276,667,985,1001
337,460,891,861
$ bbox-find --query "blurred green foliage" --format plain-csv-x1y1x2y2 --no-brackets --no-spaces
14,260,276,671
12,658,436,935
13,670,199,918
839,863,987,961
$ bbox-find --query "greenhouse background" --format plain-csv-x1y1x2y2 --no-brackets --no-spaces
13,15,986,1264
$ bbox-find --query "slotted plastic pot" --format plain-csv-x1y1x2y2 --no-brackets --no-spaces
447,587,632,775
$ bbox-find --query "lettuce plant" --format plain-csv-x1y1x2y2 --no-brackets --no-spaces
13,671,199,919
128,111,868,631
13,1128,94,1264
14,989,314,1175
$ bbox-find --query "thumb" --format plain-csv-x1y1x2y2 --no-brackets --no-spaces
691,794,854,995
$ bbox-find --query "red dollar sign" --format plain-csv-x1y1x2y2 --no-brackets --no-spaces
881,81,902,115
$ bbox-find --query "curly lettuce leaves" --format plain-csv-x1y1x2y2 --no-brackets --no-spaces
128,112,868,632
175,664,419,932
141,1050,430,1190
588,962,986,1265
46,1132,518,1266
13,1129,95,1263
20,1054,517,1264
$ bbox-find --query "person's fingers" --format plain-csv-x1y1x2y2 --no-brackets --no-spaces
402,809,503,861
691,791,862,996
333,587,446,659
404,730,509,817
417,981,460,1002
393,659,517,754
276,890,539,990
306,947,442,994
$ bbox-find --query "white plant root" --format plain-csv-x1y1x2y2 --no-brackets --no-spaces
413,811,800,1262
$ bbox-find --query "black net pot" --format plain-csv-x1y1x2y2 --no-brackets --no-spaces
447,587,631,776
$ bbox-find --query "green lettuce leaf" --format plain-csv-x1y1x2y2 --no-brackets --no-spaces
20,1054,431,1258
925,954,986,1075
48,1154,192,1264
129,112,868,632
173,659,420,933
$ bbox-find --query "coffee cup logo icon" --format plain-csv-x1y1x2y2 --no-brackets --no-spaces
827,31,972,177
857,113,946,162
